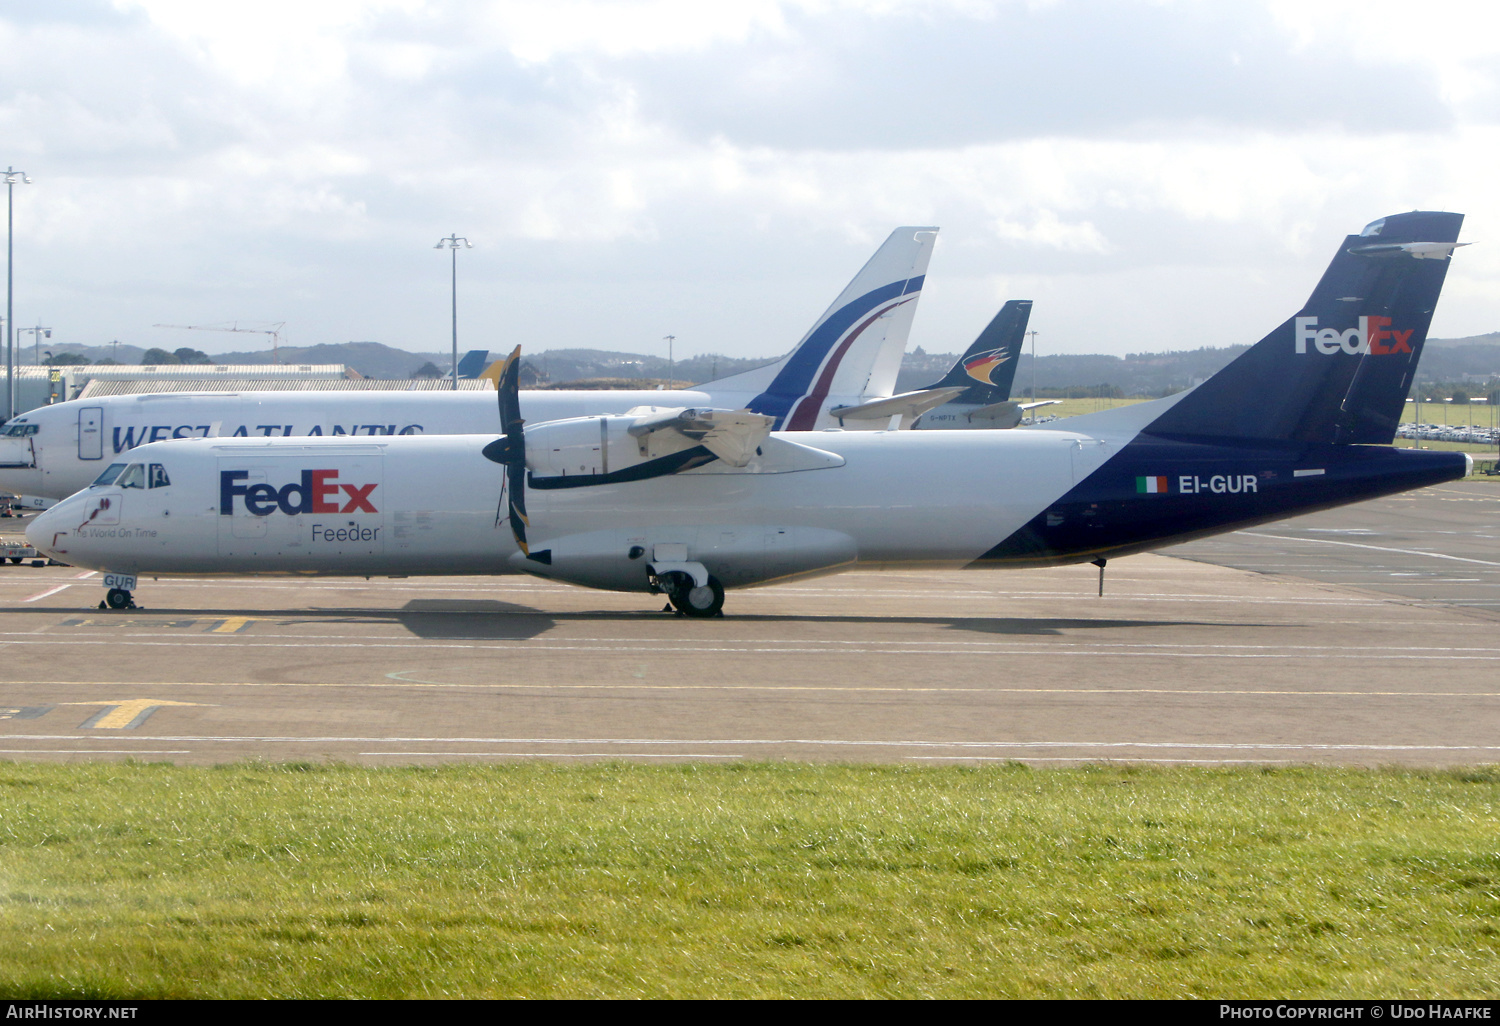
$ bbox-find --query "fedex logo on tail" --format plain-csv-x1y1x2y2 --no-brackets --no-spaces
1294,316,1415,356
220,470,378,516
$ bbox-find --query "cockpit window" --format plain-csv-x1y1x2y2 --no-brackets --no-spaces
149,464,170,488
117,463,146,489
1,423,37,436
92,463,126,486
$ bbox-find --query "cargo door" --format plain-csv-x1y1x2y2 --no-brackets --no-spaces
217,465,269,557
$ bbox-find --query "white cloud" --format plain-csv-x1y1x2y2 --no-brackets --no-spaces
0,0,1494,363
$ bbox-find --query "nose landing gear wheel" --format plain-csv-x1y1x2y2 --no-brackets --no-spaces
102,588,135,610
669,575,725,618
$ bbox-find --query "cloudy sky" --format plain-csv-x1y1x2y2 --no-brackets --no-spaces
3,0,1499,363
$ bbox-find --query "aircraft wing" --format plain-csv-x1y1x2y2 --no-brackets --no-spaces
627,408,774,468
829,387,967,423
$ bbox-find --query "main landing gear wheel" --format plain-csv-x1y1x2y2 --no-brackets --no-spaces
102,588,135,611
669,575,725,618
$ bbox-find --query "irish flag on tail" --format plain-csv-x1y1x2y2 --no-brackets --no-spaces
1136,476,1168,494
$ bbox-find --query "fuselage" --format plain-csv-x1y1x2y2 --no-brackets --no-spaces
28,410,1469,595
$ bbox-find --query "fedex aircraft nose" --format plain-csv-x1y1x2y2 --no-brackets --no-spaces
26,491,97,567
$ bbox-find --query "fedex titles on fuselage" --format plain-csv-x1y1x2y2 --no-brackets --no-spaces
220,469,378,516
116,422,420,453
1295,316,1413,356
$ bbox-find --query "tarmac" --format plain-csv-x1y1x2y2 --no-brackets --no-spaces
1,479,1496,767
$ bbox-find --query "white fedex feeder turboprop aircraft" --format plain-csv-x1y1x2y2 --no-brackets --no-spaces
29,212,1472,617
0,227,938,504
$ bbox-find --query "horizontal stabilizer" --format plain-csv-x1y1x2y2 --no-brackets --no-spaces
830,387,966,422
963,401,1023,427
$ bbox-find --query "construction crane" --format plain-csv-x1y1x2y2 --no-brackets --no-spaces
152,321,287,364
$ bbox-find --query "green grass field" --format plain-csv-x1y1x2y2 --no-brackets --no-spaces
1,761,1496,998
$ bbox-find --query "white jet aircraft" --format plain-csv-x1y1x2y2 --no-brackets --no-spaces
29,212,1471,618
0,227,937,502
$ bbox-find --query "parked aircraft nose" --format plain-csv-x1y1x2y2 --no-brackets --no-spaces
25,492,105,568
0,466,42,497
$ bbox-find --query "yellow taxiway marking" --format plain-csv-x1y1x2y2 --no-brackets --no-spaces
60,699,205,729
53,617,260,632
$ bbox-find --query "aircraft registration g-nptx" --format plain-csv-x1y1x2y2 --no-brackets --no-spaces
0,227,938,503
29,212,1471,617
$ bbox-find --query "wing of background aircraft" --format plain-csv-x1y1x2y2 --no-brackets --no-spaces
823,386,967,426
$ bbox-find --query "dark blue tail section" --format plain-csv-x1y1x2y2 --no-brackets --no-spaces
1146,211,1462,446
923,300,1032,405
975,212,1469,570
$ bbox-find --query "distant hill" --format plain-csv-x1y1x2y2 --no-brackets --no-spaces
17,342,148,365
212,342,437,379
1418,332,1500,383
523,349,772,387
894,344,1253,397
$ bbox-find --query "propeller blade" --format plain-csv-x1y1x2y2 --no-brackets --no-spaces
508,461,530,554
483,345,531,554
496,344,524,437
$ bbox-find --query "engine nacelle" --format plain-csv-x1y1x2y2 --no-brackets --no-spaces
524,416,616,479
524,407,769,485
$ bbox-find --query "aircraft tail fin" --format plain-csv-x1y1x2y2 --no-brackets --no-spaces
703,227,938,428
456,350,491,379
476,359,507,389
923,299,1032,405
1144,211,1464,446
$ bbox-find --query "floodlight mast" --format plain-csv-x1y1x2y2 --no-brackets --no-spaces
435,234,472,391
4,167,32,422
19,324,51,365
1026,329,1039,420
